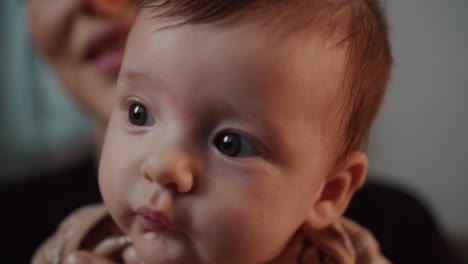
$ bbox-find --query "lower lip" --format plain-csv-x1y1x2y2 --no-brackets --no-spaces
92,49,124,76
140,215,170,233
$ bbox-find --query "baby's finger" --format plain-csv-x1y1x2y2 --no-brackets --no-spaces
65,251,117,264
122,246,144,264
341,218,391,264
300,247,320,264
300,221,354,263
341,218,380,254
93,236,132,258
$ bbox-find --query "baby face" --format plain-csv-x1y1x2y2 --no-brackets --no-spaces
99,11,346,264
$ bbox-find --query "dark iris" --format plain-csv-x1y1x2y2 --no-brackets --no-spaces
215,133,242,157
129,103,147,126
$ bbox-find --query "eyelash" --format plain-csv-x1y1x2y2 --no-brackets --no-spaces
122,97,155,128
213,129,271,161
119,96,271,159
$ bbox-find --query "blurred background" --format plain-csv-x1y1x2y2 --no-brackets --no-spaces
368,0,467,242
0,0,466,262
0,1,94,181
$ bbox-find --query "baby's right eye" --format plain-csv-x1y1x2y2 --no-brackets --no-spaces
128,103,155,126
214,132,259,158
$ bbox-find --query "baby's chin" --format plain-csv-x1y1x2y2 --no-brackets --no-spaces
132,230,199,264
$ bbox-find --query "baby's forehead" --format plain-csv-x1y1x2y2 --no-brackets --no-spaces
130,13,346,100
128,9,348,123
134,7,348,72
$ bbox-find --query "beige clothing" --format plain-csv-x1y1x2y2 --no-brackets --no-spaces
33,204,390,264
32,204,123,264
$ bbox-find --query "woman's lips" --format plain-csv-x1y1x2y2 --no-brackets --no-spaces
136,206,175,233
84,22,131,75
93,49,124,75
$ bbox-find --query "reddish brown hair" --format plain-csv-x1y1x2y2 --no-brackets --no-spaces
137,0,392,167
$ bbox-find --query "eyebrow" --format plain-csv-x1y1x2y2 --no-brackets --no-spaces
118,70,182,106
218,97,290,161
118,70,151,87
117,71,154,102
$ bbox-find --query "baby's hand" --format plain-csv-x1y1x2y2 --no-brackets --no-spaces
64,236,142,264
299,217,391,264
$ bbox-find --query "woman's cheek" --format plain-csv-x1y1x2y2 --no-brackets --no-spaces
27,4,51,55
27,0,82,57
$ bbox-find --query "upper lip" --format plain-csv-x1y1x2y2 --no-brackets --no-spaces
84,22,131,61
136,206,176,231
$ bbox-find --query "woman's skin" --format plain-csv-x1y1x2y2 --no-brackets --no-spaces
27,1,139,262
28,0,135,151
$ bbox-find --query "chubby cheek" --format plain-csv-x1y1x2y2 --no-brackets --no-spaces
195,197,298,263
98,118,139,231
27,1,72,57
190,170,307,263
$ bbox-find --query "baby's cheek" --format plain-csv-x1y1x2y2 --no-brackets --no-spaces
99,134,134,228
99,161,136,236
99,158,122,214
192,198,294,264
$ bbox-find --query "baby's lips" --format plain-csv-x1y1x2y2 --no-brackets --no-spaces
88,0,133,17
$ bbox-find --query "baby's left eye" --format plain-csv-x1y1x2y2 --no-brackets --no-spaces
128,103,155,126
214,132,259,158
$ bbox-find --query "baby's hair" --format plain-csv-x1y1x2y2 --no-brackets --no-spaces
136,0,392,169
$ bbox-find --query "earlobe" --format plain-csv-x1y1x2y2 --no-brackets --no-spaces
304,151,368,230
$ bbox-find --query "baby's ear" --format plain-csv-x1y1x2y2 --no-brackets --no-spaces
305,151,368,230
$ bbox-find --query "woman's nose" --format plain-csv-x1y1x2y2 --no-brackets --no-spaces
140,150,195,194
86,0,134,18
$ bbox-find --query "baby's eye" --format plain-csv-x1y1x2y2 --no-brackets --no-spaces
128,103,155,126
214,132,259,158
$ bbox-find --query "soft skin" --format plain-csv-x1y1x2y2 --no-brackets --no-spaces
99,10,368,264
27,0,135,145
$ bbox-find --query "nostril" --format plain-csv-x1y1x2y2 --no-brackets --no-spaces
166,182,179,193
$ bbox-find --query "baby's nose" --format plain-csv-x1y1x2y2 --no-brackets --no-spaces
140,150,195,194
